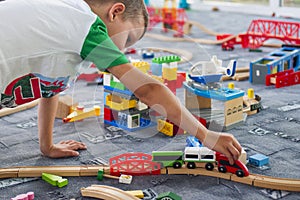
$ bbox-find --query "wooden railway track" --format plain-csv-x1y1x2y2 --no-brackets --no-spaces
146,20,281,48
81,185,140,200
0,165,299,192
164,167,300,192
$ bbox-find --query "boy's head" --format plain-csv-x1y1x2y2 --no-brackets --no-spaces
85,0,148,50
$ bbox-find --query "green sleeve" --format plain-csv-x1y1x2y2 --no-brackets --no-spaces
80,17,129,71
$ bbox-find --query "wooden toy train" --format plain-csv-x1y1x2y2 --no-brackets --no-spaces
152,146,249,177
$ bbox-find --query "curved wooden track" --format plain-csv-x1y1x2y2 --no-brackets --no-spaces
0,165,299,192
146,20,281,48
164,167,300,192
81,185,140,200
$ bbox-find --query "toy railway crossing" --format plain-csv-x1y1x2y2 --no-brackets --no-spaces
0,165,300,192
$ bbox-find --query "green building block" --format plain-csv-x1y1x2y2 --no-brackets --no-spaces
97,169,104,181
152,55,181,64
157,191,182,200
42,173,68,188
110,80,127,90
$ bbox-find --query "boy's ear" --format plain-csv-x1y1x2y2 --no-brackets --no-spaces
108,3,126,22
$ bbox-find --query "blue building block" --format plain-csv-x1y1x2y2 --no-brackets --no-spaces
183,82,244,101
249,153,269,167
186,136,202,147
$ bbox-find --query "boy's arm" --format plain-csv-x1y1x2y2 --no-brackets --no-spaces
108,64,242,164
38,95,86,158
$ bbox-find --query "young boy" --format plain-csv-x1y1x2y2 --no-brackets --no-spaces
0,0,242,164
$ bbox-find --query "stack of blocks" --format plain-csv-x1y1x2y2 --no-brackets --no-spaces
103,55,185,132
103,62,153,131
152,55,181,95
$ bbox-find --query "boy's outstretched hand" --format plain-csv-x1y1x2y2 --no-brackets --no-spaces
42,140,87,158
202,130,242,165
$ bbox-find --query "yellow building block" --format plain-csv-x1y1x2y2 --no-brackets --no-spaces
126,190,144,199
63,106,101,123
162,67,177,81
157,119,174,137
132,61,150,74
106,94,137,111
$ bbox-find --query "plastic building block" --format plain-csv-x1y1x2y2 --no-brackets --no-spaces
157,191,182,200
142,50,155,59
176,71,186,88
63,105,100,123
103,73,112,87
249,154,269,167
132,61,150,73
97,169,104,181
152,55,181,64
42,173,68,188
11,192,34,200
126,190,144,199
119,174,133,184
106,94,137,111
104,107,113,122
186,136,202,147
157,119,174,137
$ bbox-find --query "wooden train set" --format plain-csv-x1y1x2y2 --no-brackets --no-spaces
0,160,299,192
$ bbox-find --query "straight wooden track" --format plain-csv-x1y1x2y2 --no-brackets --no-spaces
0,165,299,192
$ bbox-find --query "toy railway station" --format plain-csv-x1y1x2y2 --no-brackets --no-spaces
0,0,300,200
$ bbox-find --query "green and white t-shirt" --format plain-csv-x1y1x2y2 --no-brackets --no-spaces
0,0,129,108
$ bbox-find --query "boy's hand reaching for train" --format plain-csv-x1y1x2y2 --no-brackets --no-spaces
203,130,242,165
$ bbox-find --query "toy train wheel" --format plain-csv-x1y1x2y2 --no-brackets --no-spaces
173,162,182,169
205,163,214,171
187,162,196,169
236,170,245,177
218,166,227,173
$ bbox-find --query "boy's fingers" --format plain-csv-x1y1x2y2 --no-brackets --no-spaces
68,142,87,150
232,138,242,153
228,144,240,161
64,150,79,157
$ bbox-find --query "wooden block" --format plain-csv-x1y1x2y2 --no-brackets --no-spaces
55,95,77,119
224,97,243,127
233,72,249,81
185,90,211,110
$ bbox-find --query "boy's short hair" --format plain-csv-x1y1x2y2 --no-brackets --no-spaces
87,0,148,38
